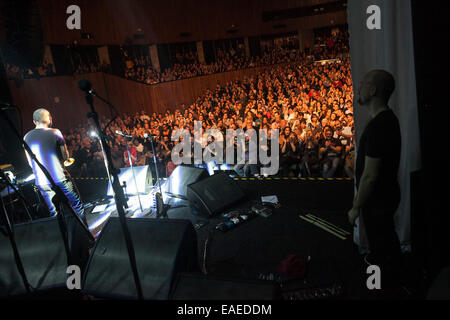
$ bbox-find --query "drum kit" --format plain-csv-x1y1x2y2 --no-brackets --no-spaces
0,164,35,223
0,154,76,224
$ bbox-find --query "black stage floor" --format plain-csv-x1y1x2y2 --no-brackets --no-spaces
79,178,419,299
3,177,423,300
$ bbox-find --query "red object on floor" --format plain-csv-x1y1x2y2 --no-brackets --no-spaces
277,254,307,276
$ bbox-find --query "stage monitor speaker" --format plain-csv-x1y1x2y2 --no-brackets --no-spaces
107,165,152,196
163,165,208,198
427,266,450,300
170,273,279,300
82,217,198,300
0,215,90,296
186,172,245,216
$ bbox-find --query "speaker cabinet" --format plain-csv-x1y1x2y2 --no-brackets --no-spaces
163,165,208,198
427,266,450,300
107,165,152,196
82,217,198,299
186,172,245,216
170,273,279,300
0,216,89,296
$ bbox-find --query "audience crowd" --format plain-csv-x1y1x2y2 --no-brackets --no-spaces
73,60,111,75
5,59,111,81
5,27,348,87
124,45,305,84
123,29,349,84
5,28,355,179
65,48,355,179
5,60,56,82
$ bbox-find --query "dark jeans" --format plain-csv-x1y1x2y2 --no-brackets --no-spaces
280,156,298,176
233,162,259,177
361,199,403,289
37,179,91,271
37,179,87,226
322,156,341,178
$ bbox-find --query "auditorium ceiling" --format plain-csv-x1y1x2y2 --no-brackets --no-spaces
35,0,347,45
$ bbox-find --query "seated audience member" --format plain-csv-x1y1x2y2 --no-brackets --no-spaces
299,130,320,177
343,127,355,178
279,126,298,176
124,140,138,167
111,144,125,169
319,126,342,178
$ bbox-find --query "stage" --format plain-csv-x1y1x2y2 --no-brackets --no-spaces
79,176,379,299
1,174,420,300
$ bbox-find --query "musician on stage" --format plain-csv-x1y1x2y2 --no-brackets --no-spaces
23,108,88,227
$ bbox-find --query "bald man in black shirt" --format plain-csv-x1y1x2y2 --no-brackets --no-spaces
348,70,403,292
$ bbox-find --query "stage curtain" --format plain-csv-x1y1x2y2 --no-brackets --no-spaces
347,0,421,251
98,46,111,66
149,45,160,73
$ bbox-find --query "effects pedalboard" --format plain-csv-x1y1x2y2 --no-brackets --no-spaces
215,209,254,232
215,204,274,232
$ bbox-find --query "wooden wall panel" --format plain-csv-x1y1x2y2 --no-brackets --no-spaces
145,64,275,113
8,73,110,133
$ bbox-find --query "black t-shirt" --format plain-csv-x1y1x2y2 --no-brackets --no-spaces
280,136,296,157
355,109,401,205
24,128,68,186
319,137,342,158
303,140,319,162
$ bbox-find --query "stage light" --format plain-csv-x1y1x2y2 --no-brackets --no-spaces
90,131,98,138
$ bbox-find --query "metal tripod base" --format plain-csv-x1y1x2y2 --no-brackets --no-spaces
155,192,169,219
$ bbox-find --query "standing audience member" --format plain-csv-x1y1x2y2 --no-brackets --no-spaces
319,126,342,178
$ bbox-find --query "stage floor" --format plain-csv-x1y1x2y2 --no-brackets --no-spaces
81,178,385,299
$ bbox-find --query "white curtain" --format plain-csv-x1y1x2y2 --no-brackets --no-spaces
347,0,421,251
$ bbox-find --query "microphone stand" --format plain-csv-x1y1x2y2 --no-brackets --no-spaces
147,135,169,218
81,90,143,299
0,171,31,293
122,136,143,213
0,108,95,289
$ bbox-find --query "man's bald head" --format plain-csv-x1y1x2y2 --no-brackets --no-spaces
33,108,52,127
362,70,396,104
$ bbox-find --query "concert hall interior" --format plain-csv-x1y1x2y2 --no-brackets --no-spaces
0,0,440,303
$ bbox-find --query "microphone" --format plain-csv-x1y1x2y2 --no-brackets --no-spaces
115,130,133,139
78,79,94,94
